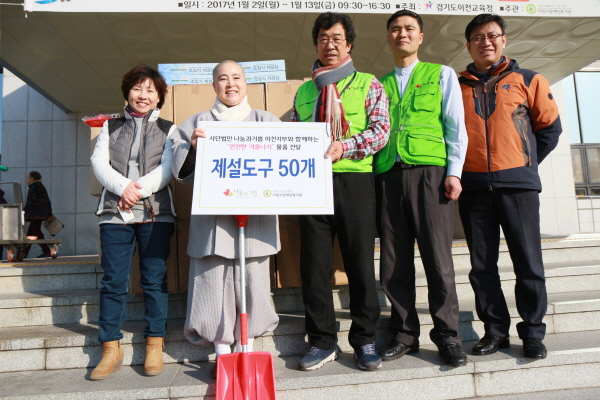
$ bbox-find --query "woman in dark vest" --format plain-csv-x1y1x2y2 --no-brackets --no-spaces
90,66,176,380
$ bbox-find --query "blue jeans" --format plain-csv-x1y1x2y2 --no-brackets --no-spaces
98,222,174,343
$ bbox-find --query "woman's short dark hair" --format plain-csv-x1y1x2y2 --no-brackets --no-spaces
386,10,424,32
312,12,356,48
465,14,507,42
29,171,41,180
121,65,168,109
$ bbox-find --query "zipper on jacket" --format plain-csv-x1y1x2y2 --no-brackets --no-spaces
518,118,532,166
490,83,499,116
125,119,134,178
483,84,493,191
141,119,147,175
140,118,149,209
396,125,403,144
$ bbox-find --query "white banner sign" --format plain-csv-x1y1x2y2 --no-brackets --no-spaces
191,122,334,215
28,0,600,17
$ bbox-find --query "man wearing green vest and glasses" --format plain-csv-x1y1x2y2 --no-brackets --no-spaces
290,12,390,372
375,10,469,367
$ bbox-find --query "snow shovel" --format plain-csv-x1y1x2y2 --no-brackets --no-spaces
215,215,277,400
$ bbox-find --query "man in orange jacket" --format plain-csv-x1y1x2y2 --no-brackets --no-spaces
459,14,562,359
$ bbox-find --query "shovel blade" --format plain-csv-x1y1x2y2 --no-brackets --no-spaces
215,352,277,400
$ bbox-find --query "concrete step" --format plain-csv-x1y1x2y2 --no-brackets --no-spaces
460,387,600,400
2,234,599,295
276,260,600,312
1,329,599,400
375,234,600,269
1,290,599,373
3,260,600,328
0,256,101,294
2,260,600,328
0,290,187,329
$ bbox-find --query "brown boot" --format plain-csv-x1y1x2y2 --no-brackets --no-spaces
144,337,165,376
90,340,124,380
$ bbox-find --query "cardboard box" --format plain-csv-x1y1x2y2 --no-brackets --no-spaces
176,220,191,293
160,60,285,76
164,71,287,85
160,63,217,76
166,76,213,85
161,85,174,123
241,60,285,73
173,180,194,221
245,71,286,84
265,80,305,122
90,127,102,197
172,179,193,293
173,83,266,124
273,216,348,288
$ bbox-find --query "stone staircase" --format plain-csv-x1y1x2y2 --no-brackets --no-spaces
1,235,600,399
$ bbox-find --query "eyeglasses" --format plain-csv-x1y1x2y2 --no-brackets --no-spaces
470,33,504,45
317,37,346,47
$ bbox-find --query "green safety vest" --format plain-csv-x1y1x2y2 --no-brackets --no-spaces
295,72,374,173
373,62,447,175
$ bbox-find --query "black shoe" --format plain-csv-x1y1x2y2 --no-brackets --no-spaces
523,338,547,359
37,253,51,258
379,339,419,361
472,335,510,355
439,343,468,366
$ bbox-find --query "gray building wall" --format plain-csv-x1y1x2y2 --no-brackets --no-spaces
0,71,582,257
538,81,580,236
1,69,98,256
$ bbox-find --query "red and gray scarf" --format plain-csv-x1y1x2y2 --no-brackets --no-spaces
312,55,356,142
126,105,157,118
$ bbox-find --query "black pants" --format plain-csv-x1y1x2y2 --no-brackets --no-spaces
459,188,547,340
299,172,380,351
25,219,51,257
376,163,461,347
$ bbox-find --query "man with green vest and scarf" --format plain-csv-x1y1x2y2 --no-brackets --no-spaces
375,10,469,367
290,12,390,372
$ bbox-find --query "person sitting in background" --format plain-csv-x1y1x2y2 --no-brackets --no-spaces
23,171,52,258
171,60,280,379
90,65,177,380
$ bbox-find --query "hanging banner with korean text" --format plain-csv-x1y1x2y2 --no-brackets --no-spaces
191,121,334,215
27,0,600,17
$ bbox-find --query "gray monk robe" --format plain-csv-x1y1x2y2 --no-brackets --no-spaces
172,109,280,346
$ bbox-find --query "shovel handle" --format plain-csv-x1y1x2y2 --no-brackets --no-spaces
240,312,248,347
236,215,249,352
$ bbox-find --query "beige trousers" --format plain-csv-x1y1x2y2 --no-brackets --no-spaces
184,255,279,346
